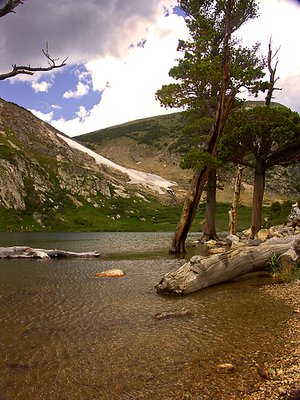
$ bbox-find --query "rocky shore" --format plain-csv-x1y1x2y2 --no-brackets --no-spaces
241,280,300,400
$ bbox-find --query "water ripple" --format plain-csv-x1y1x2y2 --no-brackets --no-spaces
0,232,292,399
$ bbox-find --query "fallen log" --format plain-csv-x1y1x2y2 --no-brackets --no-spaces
0,246,101,259
156,234,300,295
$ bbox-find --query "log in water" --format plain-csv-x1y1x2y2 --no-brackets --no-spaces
156,234,300,295
0,246,101,259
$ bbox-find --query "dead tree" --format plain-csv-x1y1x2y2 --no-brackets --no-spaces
229,165,245,235
0,43,68,81
0,2,67,80
265,37,281,107
0,246,101,259
157,234,300,295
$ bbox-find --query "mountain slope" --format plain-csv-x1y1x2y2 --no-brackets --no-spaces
77,107,300,205
0,99,299,232
0,99,181,231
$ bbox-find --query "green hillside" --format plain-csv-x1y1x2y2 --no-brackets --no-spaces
77,112,184,147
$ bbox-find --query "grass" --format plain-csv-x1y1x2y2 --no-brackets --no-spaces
267,252,300,283
77,113,184,147
0,198,292,233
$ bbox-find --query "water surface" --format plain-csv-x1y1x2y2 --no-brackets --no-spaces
0,232,292,399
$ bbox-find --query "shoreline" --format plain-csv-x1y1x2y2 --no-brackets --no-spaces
242,280,300,400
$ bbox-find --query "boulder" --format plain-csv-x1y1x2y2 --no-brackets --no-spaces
257,228,270,241
225,234,240,245
95,269,125,278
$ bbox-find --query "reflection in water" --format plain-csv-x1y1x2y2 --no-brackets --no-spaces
0,232,292,399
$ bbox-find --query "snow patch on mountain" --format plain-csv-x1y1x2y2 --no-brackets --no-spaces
58,134,177,194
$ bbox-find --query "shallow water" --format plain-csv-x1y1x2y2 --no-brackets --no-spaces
0,232,292,399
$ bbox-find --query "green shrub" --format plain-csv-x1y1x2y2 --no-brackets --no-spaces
267,252,300,283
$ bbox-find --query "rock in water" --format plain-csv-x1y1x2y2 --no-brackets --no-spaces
95,269,125,278
154,308,193,320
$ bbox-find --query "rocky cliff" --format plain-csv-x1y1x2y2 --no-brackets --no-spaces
0,99,176,231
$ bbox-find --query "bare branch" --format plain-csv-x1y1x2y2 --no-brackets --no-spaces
0,45,68,81
0,0,24,18
265,36,281,106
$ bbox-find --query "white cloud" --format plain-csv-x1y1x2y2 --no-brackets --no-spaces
30,109,53,123
51,11,188,136
2,0,300,138
0,0,177,72
63,81,90,99
237,0,300,107
31,80,52,93
76,106,91,122
51,104,62,110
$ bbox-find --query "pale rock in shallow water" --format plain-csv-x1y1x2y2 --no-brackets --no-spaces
204,240,218,248
217,363,235,371
95,269,125,278
208,247,226,255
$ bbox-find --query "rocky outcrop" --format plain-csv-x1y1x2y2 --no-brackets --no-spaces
0,158,26,209
0,99,144,215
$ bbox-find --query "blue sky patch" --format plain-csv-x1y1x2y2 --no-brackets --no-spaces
0,64,102,120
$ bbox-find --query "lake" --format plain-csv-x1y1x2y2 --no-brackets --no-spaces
0,232,292,399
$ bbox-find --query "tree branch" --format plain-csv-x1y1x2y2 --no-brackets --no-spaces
0,44,68,81
0,0,24,18
265,36,281,106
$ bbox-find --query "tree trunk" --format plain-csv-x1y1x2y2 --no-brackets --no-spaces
230,165,245,235
200,168,219,241
250,159,266,239
0,246,101,259
169,166,211,254
169,0,235,254
157,234,300,295
265,38,281,106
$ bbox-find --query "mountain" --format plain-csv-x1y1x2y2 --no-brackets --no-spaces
77,106,300,206
0,99,182,232
0,98,299,232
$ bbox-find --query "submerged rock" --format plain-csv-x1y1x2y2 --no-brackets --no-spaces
95,269,125,278
217,363,235,371
154,308,193,320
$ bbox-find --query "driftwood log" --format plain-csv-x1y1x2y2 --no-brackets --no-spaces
156,234,300,295
0,246,101,259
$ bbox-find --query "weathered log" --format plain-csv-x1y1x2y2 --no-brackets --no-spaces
0,246,101,259
156,234,300,295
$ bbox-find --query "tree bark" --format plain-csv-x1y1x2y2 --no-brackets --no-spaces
265,37,281,106
157,234,300,295
200,168,219,241
0,0,23,18
169,166,211,254
169,0,235,254
230,165,245,235
250,159,266,239
0,246,101,259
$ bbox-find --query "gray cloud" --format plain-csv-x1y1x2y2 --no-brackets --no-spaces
0,0,166,72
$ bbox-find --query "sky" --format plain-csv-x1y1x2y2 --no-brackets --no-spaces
0,0,300,137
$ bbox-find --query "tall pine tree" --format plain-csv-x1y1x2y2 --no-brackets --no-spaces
156,0,265,253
